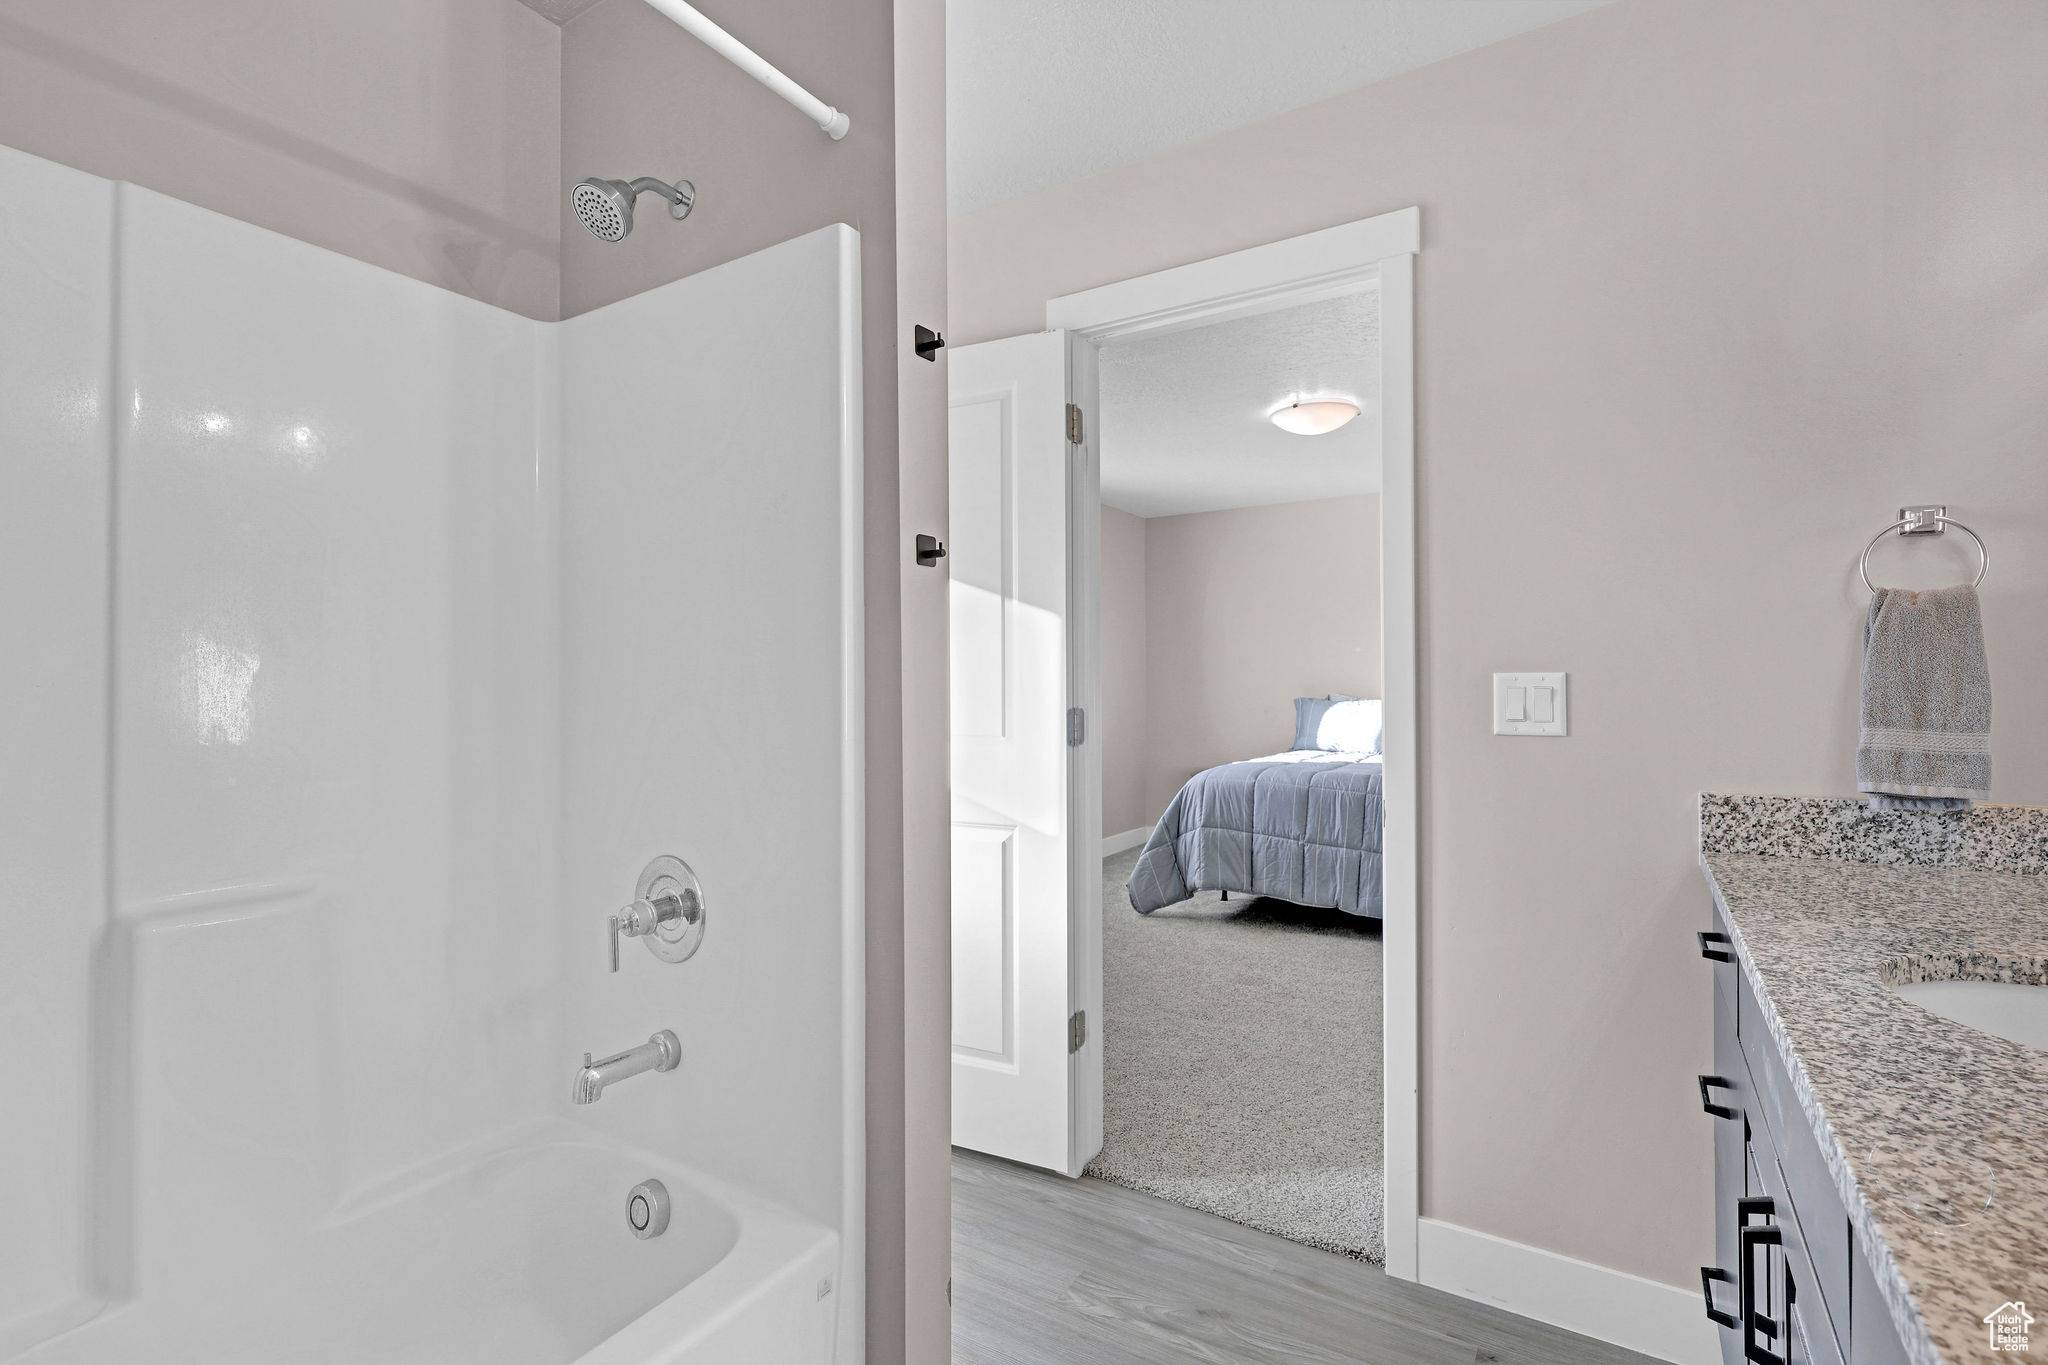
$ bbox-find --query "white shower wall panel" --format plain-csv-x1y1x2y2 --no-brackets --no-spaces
557,224,863,1355
109,184,560,1277
0,143,113,1347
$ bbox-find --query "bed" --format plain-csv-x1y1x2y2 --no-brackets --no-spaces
1125,697,1385,919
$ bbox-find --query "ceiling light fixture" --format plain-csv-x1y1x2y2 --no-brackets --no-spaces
1269,399,1361,436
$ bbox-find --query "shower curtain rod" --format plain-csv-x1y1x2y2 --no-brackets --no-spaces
640,0,851,140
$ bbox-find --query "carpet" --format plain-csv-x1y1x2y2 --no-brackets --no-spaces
1086,844,1385,1262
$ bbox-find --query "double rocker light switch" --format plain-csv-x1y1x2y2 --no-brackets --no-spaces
1494,672,1568,737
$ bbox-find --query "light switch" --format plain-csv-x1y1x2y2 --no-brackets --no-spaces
1493,672,1568,737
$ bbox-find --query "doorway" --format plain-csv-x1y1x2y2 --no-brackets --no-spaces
945,207,1421,1272
1088,287,1385,1258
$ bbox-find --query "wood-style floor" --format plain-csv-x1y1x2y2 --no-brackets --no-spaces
952,1149,1665,1365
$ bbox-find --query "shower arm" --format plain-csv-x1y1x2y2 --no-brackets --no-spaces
626,177,690,210
639,0,850,140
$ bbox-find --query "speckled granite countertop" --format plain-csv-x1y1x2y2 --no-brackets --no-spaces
1700,795,2048,1365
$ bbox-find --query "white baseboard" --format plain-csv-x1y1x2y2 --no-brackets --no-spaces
1417,1217,1719,1365
1101,826,1151,856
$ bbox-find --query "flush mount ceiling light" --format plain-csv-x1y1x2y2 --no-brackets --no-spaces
1269,399,1361,436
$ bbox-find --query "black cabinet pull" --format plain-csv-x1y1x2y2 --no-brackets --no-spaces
1740,1218,1789,1365
1699,1074,1742,1122
1700,1265,1738,1330
1699,930,1734,962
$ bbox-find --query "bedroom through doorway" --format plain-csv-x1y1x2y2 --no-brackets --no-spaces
947,214,1419,1325
1090,291,1387,1261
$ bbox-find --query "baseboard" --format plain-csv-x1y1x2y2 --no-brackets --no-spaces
1416,1218,1719,1365
1101,826,1151,856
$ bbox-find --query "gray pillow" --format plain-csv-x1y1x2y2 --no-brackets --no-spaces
1292,697,1343,750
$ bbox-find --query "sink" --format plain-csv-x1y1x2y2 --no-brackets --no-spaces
1891,979,2048,1052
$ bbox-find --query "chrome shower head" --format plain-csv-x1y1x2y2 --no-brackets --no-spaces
572,179,633,243
572,176,696,243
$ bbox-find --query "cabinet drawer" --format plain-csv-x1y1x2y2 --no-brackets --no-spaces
1706,906,1740,1029
1755,1023,1852,1356
1739,968,1852,1358
1735,964,1770,1109
1747,1147,1845,1365
1707,982,1749,1363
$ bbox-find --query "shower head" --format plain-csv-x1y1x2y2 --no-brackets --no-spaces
572,176,696,243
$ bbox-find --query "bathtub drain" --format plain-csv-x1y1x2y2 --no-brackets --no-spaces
627,1179,671,1239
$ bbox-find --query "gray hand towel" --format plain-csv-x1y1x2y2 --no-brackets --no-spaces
1856,584,1990,811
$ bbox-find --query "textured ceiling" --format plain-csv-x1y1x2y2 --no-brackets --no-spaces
514,0,607,24
949,0,1614,217
1099,292,1379,520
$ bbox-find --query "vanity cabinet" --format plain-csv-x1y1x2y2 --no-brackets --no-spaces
1700,910,1911,1365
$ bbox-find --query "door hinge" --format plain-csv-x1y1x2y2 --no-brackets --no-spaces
1067,707,1085,746
1066,403,1085,444
1068,1010,1087,1053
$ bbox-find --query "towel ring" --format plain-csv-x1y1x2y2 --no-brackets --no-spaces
1859,511,1987,594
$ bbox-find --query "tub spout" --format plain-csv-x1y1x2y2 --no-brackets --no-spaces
572,1029,681,1104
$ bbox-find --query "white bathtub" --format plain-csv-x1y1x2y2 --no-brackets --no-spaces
11,1125,838,1365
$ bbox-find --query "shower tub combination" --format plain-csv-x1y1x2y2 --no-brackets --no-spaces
0,142,864,1364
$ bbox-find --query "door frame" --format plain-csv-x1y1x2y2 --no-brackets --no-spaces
1043,206,1421,1279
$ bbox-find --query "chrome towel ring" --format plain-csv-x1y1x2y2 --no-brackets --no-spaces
1859,505,1987,594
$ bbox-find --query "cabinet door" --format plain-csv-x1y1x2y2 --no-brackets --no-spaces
1706,928,1748,1364
1745,1145,1846,1365
1849,1248,1913,1365
1743,1149,1794,1365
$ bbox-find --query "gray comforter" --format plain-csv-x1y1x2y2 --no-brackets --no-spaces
1127,751,1384,918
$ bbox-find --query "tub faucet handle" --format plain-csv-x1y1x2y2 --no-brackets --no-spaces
608,899,658,973
607,856,709,973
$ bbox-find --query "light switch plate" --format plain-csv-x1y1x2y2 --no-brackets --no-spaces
1494,672,1567,736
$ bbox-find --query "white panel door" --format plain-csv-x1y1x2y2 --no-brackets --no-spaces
948,331,1088,1173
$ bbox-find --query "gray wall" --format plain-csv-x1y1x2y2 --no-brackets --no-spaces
889,1,954,1361
951,0,2048,1289
1100,505,1150,836
1098,496,1382,838
0,0,563,319
1144,496,1382,821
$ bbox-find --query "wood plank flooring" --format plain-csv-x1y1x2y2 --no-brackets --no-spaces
953,1149,1665,1365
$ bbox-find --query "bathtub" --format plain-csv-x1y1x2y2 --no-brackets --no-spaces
10,1124,838,1365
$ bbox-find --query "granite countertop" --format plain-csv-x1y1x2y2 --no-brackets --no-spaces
1700,795,2048,1365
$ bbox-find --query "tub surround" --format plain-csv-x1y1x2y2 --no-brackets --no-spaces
0,137,860,1363
1700,794,2048,1365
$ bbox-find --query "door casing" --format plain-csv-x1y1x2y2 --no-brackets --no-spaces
1044,207,1421,1276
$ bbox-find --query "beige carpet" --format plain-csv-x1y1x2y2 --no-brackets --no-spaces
1087,844,1386,1261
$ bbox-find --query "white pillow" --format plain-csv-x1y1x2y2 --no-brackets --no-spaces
1315,698,1383,755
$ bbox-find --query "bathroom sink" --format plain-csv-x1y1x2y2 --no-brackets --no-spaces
1891,979,2048,1052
